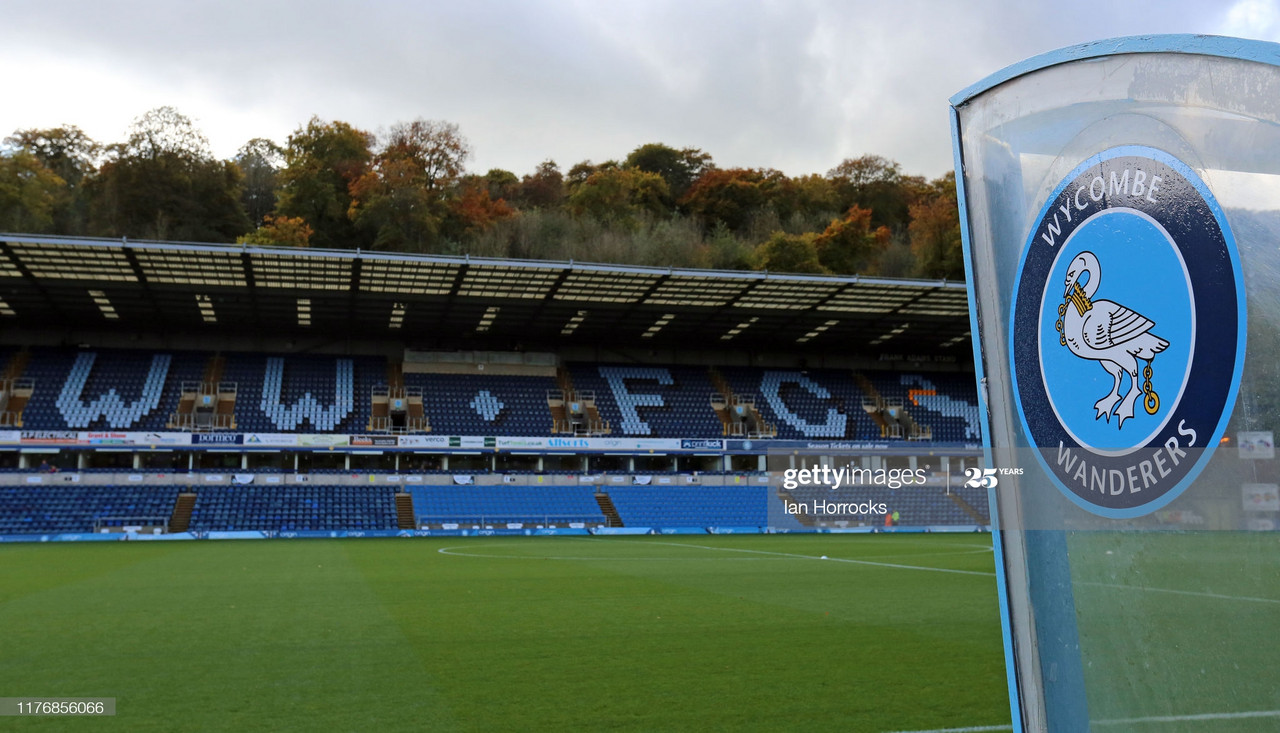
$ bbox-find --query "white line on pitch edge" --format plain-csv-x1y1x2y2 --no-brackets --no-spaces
1094,709,1280,726
1080,581,1280,605
887,708,1280,732
617,539,996,577
884,725,1011,733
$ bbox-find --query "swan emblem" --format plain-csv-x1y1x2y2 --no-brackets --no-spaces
1054,250,1168,429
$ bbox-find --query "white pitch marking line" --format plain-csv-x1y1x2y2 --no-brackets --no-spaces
609,539,996,577
884,725,1011,733
1080,580,1280,605
1094,709,1280,725
887,708,1280,733
436,545,767,561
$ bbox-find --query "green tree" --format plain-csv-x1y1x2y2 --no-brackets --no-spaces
772,173,839,230
480,169,519,203
5,125,97,234
908,172,964,280
756,231,827,274
86,107,250,241
0,150,66,232
567,167,670,228
235,138,283,227
623,143,712,202
276,117,374,249
705,221,755,270
565,160,602,192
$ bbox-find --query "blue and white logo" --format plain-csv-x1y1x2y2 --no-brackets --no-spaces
1010,146,1245,517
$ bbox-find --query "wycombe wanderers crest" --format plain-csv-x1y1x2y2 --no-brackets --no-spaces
1010,146,1246,517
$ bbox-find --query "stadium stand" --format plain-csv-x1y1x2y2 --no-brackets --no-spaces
408,485,606,527
187,486,399,532
0,485,182,533
0,236,989,539
404,373,558,436
3,348,984,443
569,363,724,438
222,353,384,434
719,367,879,440
22,348,207,431
606,485,769,527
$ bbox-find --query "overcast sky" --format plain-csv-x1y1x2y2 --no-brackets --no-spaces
2,0,1277,180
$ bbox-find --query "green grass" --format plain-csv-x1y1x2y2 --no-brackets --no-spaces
0,535,1010,731
1068,531,1280,731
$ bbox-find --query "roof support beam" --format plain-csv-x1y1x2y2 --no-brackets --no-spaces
121,245,166,331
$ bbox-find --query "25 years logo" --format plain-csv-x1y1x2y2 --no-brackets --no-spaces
1010,146,1246,517
963,467,1024,489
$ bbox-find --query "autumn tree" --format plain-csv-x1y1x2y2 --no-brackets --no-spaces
908,172,964,280
517,160,565,209
0,150,65,232
680,168,769,232
276,117,374,249
827,155,922,231
445,180,515,238
815,205,891,275
5,125,97,234
86,106,250,241
237,214,313,247
347,118,472,251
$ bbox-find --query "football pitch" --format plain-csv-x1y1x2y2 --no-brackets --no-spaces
0,534,1010,731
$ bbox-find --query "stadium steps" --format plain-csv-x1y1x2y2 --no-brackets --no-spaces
550,367,574,434
854,373,894,437
948,492,988,524
553,368,610,436
708,367,733,401
0,348,32,427
708,367,775,438
595,492,623,527
395,493,416,529
204,354,225,384
169,493,197,532
555,366,576,397
386,361,403,391
206,354,238,430
547,391,569,433
2,348,30,382
707,368,735,434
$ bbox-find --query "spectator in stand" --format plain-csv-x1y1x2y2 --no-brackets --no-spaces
38,459,58,474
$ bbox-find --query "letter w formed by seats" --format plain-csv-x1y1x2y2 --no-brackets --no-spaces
259,357,354,432
56,352,171,428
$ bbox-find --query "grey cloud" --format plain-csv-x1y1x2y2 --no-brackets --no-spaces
0,0,1246,178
